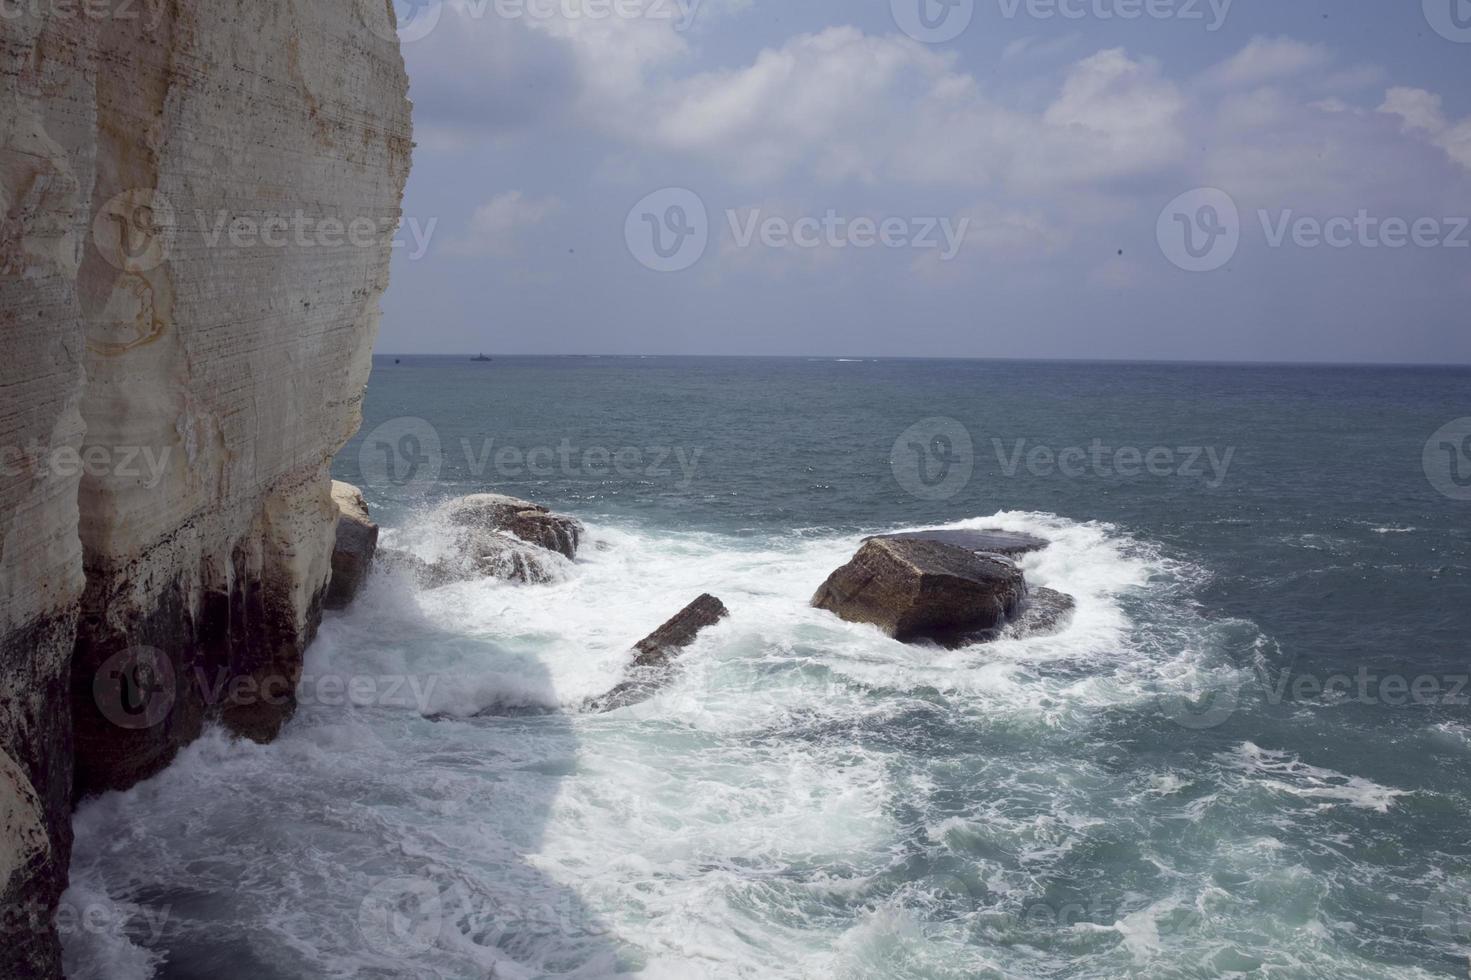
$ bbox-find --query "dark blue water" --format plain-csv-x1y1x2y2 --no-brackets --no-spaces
69,357,1471,978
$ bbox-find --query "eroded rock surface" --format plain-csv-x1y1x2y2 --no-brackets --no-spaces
587,594,730,712
326,482,379,610
0,3,411,973
812,538,1026,647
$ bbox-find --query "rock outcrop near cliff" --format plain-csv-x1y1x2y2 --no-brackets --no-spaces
326,481,380,610
0,2,411,974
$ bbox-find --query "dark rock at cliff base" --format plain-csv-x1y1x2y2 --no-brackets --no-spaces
812,538,1026,647
1006,586,1076,639
325,482,378,609
870,528,1049,557
587,594,730,712
444,494,583,560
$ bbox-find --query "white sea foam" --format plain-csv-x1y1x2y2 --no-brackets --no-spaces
61,509,1438,978
1219,742,1412,813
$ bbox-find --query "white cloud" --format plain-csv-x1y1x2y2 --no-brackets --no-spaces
413,18,1471,245
1200,36,1330,90
1379,87,1471,173
446,191,564,256
1001,33,1082,64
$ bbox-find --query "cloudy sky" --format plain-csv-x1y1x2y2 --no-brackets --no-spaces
377,0,1471,362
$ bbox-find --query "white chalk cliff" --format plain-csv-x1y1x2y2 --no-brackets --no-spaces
0,2,412,974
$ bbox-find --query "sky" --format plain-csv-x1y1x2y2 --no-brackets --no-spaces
375,0,1471,363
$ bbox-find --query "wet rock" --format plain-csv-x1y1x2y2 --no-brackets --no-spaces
1006,587,1076,639
379,532,563,588
444,494,583,560
587,595,730,712
325,482,378,610
870,528,1049,557
812,538,1026,647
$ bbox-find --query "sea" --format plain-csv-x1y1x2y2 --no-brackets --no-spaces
62,356,1471,978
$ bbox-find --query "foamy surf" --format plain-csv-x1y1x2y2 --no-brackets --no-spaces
60,509,1442,978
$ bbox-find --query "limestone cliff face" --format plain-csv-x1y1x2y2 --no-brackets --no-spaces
0,2,412,975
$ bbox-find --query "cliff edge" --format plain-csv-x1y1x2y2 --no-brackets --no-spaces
0,2,412,974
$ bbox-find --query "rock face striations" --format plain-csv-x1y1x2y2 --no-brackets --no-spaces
0,3,412,975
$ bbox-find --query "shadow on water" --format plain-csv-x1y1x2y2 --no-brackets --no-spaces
65,568,628,979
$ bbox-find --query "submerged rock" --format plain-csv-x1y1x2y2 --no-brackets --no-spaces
444,494,583,560
1006,586,1076,639
812,538,1026,647
325,482,379,610
587,594,730,712
870,528,1049,557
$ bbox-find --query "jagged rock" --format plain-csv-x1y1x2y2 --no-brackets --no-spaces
871,528,1050,557
587,595,730,712
325,482,379,610
1006,586,1076,638
0,748,54,976
812,538,1026,647
444,494,583,560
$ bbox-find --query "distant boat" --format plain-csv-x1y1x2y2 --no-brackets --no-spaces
471,353,493,362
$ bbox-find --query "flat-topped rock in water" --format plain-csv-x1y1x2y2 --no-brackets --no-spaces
444,494,583,560
812,538,1026,647
587,594,730,712
325,482,379,610
870,528,1050,557
1007,586,1076,639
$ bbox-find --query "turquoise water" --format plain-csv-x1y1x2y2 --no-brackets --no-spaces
66,357,1471,978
